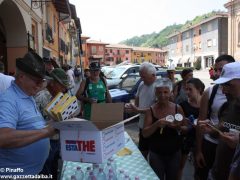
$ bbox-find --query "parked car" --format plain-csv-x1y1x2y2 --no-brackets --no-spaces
106,64,140,89
110,70,182,103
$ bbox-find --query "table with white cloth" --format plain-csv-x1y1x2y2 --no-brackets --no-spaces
60,132,159,180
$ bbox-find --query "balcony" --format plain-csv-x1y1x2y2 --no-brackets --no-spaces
46,23,53,43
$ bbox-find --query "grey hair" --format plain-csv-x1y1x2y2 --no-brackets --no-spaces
155,78,173,91
139,62,156,75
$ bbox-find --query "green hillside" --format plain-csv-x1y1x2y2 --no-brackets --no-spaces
120,11,224,48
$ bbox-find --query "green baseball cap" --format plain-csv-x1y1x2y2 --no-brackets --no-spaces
49,68,70,88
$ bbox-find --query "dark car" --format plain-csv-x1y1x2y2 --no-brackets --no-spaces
110,70,182,103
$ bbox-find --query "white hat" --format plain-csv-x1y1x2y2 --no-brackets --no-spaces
167,64,175,71
214,62,240,84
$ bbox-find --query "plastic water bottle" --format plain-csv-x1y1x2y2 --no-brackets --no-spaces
189,115,195,125
71,175,77,180
108,169,117,180
109,158,117,173
124,174,131,180
75,166,84,180
97,168,107,180
85,166,92,180
117,169,125,180
93,164,99,177
86,171,96,180
104,162,112,176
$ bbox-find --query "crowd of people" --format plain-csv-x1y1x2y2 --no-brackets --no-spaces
0,51,240,180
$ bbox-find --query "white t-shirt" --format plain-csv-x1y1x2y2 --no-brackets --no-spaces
204,85,226,144
67,69,75,88
136,81,156,129
0,73,14,93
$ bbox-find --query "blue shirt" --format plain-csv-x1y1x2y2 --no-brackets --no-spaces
0,82,50,175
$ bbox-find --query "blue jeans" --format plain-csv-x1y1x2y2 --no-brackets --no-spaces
40,140,60,178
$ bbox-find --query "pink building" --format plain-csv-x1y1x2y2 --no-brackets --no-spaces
86,40,109,65
105,44,132,65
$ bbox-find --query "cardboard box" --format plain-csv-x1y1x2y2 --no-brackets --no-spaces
54,103,137,163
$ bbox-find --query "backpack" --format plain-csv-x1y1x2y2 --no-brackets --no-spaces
82,76,107,97
207,84,219,119
74,68,80,76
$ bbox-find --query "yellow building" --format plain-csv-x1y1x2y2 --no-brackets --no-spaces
131,47,166,65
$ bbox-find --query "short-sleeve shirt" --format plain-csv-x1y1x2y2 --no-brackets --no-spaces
136,81,156,129
0,73,14,93
0,82,50,175
204,85,226,144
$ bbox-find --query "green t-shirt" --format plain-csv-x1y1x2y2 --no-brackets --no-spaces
83,79,107,120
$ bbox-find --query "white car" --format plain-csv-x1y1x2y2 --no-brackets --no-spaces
105,64,140,89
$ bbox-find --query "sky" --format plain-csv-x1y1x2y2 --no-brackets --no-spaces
69,0,228,44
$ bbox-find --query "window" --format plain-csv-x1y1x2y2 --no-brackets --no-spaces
148,53,151,56
207,24,212,32
213,39,217,46
207,39,212,47
199,42,202,49
110,49,112,53
126,50,129,54
193,43,197,50
91,46,96,54
199,29,201,35
117,50,120,55
99,46,103,52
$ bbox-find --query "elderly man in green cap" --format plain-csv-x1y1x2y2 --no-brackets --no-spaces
0,51,57,176
35,68,70,178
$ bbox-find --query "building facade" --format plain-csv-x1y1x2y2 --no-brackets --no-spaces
0,0,82,74
168,13,228,69
131,47,166,66
86,40,109,66
105,44,132,65
225,0,240,60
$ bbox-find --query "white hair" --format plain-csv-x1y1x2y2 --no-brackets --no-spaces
155,78,173,91
139,62,156,75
